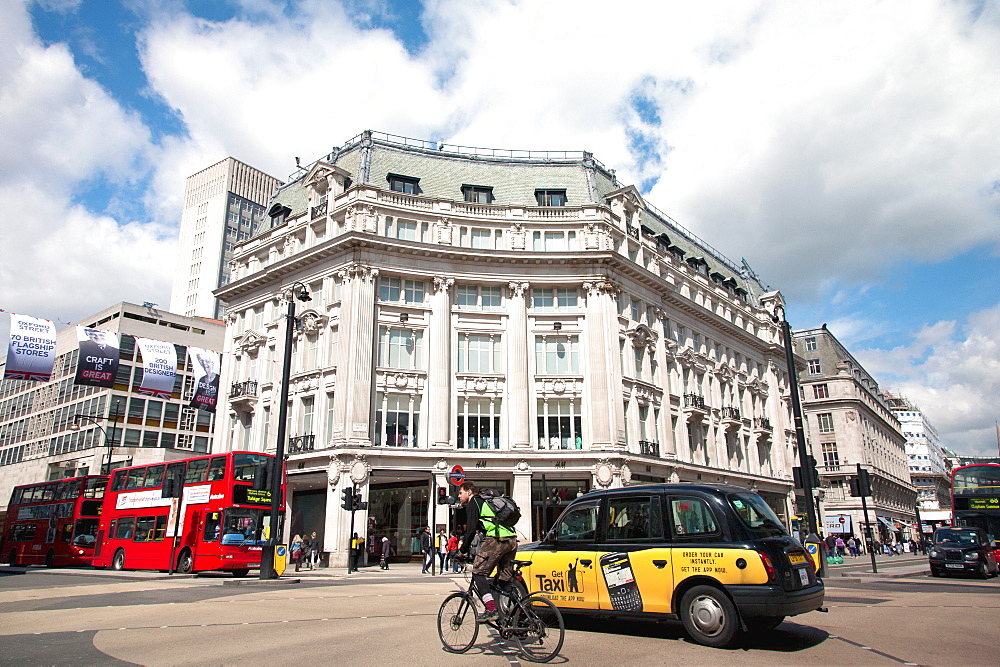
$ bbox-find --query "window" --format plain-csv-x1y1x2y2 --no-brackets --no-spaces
207,457,227,482
816,413,835,434
185,458,209,483
531,231,577,251
552,499,599,541
301,396,315,434
462,185,493,203
114,517,135,540
124,467,146,490
379,277,424,304
821,442,840,467
813,384,829,399
804,337,817,351
457,397,501,449
459,226,502,249
536,398,583,449
630,299,641,322
143,465,165,488
535,189,567,206
387,173,419,194
607,496,663,541
807,359,822,375
457,334,502,373
396,219,417,241
531,288,578,311
203,511,221,542
670,497,719,537
374,392,421,447
456,284,502,311
378,327,423,370
535,336,579,374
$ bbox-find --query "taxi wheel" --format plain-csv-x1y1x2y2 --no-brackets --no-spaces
680,585,739,648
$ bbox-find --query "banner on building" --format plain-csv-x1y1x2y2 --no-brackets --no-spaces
4,313,58,382
188,347,220,412
824,514,853,534
136,338,177,399
74,326,120,388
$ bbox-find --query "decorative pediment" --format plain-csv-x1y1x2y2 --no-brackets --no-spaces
297,309,328,335
235,329,267,354
303,161,352,192
604,184,645,212
714,363,735,382
627,324,658,349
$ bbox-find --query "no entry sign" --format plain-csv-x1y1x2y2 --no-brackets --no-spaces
449,465,466,486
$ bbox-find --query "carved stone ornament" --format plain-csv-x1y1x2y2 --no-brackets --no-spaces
437,218,453,245
327,460,341,487
297,310,328,335
628,324,658,349
582,280,620,298
620,462,632,486
846,410,857,421
349,455,370,484
516,459,531,472
552,380,566,395
507,281,529,298
594,459,615,487
474,378,488,393
337,262,379,283
235,330,267,354
433,276,455,293
435,458,449,471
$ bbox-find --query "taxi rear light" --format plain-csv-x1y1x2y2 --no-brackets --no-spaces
757,550,777,582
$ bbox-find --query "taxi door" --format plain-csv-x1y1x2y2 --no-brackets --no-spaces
523,498,601,610
597,493,672,613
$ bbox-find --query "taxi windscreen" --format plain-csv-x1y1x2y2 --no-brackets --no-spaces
729,492,787,538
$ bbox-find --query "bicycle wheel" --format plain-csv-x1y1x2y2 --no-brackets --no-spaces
438,592,479,653
511,594,564,663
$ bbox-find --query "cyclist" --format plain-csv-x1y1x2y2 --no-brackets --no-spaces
457,481,518,620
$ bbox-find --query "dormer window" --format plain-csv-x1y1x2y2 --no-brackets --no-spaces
462,185,494,203
387,173,420,194
535,189,566,206
267,203,291,229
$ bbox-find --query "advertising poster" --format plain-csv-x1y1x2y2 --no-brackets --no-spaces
74,326,120,388
136,338,177,399
188,347,220,412
4,313,58,382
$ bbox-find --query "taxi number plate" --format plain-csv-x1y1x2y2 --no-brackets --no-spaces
798,568,810,586
788,552,806,564
945,563,964,568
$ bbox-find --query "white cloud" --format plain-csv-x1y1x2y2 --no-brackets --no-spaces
857,303,1000,457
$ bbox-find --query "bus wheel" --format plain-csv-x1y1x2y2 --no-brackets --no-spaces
111,549,126,571
7,549,17,567
176,549,194,574
45,550,55,568
231,569,250,578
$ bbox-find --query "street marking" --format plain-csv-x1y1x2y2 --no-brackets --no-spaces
831,635,923,665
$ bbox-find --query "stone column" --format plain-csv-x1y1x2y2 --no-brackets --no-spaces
583,280,625,450
429,277,454,448
331,263,379,447
507,282,531,449
512,461,534,541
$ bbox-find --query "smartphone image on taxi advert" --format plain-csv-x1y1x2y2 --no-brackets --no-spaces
600,552,643,611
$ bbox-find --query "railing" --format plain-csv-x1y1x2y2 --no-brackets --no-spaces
753,417,772,431
230,380,258,399
310,201,327,219
288,434,315,453
639,440,660,457
377,191,433,209
721,406,741,420
626,225,640,239
683,394,706,410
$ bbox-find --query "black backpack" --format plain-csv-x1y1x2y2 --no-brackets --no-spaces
479,489,521,529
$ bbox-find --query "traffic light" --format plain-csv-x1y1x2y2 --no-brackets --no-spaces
806,455,821,486
161,472,183,498
437,487,449,505
849,478,862,497
550,488,562,505
341,488,355,511
354,492,367,510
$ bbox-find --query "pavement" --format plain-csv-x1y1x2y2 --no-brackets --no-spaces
822,551,932,579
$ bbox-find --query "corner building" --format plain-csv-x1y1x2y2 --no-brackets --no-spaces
215,131,801,566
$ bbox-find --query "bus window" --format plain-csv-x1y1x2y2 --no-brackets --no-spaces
134,517,157,542
165,461,186,488
10,488,22,505
13,525,37,541
207,457,227,482
233,453,268,483
84,478,107,499
21,486,37,503
125,468,146,490
143,465,166,488
185,458,209,484
203,511,221,542
73,518,99,547
40,484,57,501
152,516,167,541
58,480,79,500
114,517,135,540
60,523,74,543
111,470,128,492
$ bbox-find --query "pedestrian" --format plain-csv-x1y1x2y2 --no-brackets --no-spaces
380,536,393,570
447,531,460,572
349,532,361,572
847,536,858,558
309,531,321,569
300,532,313,570
291,534,303,572
872,539,881,556
420,526,434,573
436,528,448,574
835,536,846,558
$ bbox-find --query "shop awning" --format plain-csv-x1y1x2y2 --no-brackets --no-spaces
877,516,900,531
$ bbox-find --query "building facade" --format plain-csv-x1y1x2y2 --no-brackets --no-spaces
169,158,283,319
792,326,917,543
215,131,803,566
0,303,225,516
883,391,951,512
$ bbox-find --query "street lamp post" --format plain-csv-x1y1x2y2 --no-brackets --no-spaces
71,397,124,475
259,281,311,580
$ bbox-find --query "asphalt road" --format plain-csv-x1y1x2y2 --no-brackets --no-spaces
1,562,996,666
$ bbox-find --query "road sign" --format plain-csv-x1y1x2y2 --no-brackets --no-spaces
274,544,287,577
449,465,465,486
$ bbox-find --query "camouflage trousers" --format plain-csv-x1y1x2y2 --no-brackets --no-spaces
472,535,518,582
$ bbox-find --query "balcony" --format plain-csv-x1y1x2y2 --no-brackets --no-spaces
682,393,708,422
288,434,315,454
753,417,772,431
639,440,660,457
721,406,741,430
310,200,327,219
229,380,258,412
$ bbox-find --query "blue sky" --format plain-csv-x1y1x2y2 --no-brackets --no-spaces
2,0,999,455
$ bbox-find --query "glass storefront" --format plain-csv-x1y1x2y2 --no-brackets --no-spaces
530,479,590,541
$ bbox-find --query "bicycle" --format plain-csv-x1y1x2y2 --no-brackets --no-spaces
437,558,565,663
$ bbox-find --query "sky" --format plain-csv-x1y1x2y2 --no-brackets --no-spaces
1,0,998,456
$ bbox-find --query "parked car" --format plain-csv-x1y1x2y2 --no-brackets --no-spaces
928,527,998,578
516,483,825,648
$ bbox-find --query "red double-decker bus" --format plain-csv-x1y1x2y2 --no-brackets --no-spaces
91,451,282,575
952,463,1000,541
2,475,109,567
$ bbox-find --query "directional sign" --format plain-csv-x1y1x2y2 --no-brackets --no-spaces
274,544,287,577
449,465,466,486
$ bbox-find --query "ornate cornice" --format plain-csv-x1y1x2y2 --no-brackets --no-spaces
582,279,620,298
337,262,379,282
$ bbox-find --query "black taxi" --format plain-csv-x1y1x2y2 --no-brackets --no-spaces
516,484,825,647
